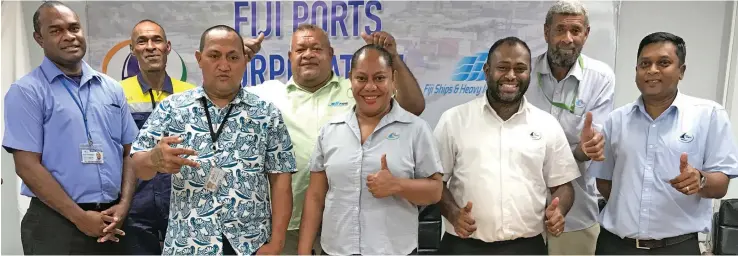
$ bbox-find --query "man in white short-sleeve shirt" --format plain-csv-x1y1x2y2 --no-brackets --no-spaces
435,37,580,255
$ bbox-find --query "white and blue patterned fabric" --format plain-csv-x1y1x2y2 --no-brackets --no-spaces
131,86,297,255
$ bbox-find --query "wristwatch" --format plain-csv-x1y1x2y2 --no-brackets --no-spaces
698,172,706,189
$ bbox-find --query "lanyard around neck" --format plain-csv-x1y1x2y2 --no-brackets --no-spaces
200,97,235,150
61,78,92,144
537,55,584,113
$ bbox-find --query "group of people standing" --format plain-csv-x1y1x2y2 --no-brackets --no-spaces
4,0,736,255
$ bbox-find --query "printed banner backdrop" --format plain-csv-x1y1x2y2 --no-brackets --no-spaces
86,0,620,128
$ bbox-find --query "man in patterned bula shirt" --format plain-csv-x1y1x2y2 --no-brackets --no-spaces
130,25,296,255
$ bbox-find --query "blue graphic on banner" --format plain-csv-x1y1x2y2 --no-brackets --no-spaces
451,52,487,82
421,52,488,97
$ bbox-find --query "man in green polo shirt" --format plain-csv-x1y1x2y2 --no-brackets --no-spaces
245,24,426,254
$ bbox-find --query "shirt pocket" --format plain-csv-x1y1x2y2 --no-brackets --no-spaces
91,101,123,143
557,111,583,144
665,129,701,167
513,133,547,181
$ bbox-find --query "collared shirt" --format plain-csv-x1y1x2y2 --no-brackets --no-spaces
590,92,738,240
120,73,196,235
130,86,297,255
526,53,615,231
2,57,138,203
246,74,354,230
308,100,442,255
434,96,580,243
120,73,196,129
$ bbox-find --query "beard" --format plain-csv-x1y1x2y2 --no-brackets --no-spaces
548,45,581,68
486,77,529,104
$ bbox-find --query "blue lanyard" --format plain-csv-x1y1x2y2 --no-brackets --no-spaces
61,78,92,144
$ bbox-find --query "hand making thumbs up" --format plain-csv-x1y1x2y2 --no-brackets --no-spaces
367,154,400,198
243,32,265,62
452,202,477,238
545,197,565,237
360,31,398,57
669,153,702,195
579,111,606,161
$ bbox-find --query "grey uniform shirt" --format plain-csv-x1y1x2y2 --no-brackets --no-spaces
309,100,442,255
526,53,615,232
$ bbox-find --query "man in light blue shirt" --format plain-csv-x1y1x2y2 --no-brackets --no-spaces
2,1,138,254
591,31,738,255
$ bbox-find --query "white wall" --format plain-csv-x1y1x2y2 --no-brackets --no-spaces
614,1,732,107
724,1,738,199
1,1,737,254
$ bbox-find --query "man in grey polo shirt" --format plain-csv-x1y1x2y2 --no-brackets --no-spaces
525,0,615,254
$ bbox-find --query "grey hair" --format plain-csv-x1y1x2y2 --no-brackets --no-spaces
545,0,589,27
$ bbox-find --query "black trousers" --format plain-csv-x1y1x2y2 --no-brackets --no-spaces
595,228,700,255
437,232,547,255
21,198,124,255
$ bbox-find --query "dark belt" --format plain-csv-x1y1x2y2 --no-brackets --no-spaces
32,197,120,211
623,233,697,250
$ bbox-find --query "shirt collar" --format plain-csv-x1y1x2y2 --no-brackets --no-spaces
335,99,413,125
535,53,585,81
136,73,174,94
481,94,529,120
286,72,342,93
39,57,100,85
192,86,256,107
630,91,688,114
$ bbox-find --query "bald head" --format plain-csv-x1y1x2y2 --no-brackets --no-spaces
131,19,167,41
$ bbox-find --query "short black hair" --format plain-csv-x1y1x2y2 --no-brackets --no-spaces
33,1,69,33
487,36,532,64
350,44,394,72
198,25,245,53
637,32,686,65
132,19,167,40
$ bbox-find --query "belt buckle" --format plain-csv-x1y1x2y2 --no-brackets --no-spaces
636,239,651,250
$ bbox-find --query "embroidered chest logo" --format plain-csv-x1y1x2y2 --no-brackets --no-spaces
387,132,400,140
329,101,349,107
530,131,542,140
575,99,585,108
679,132,694,143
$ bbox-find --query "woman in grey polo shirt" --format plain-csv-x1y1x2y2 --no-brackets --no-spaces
296,44,444,256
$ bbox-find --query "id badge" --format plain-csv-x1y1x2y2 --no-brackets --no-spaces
205,166,226,192
80,143,104,164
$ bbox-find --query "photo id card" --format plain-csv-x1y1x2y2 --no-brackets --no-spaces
205,166,226,192
80,143,104,164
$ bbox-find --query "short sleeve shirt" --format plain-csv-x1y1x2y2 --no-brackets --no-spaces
130,86,297,255
308,100,442,255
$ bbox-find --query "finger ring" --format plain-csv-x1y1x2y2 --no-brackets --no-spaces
686,186,690,191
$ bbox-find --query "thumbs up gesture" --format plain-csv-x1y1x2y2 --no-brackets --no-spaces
579,112,606,161
243,32,265,62
452,202,477,238
360,31,398,57
367,154,400,198
669,153,702,195
545,197,565,237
